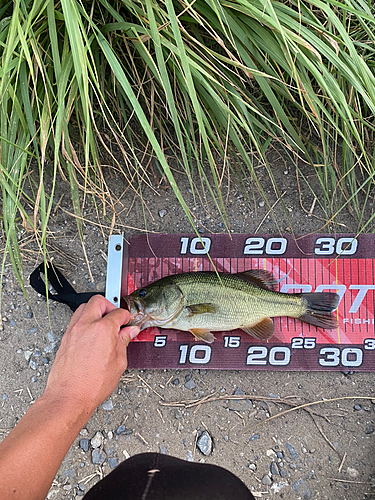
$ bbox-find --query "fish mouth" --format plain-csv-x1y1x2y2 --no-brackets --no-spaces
123,296,150,330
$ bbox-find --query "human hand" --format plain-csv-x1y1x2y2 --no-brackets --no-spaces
42,295,139,415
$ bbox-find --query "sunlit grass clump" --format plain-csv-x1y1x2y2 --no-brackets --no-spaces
1,0,375,291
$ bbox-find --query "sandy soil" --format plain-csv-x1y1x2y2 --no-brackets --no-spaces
0,161,374,500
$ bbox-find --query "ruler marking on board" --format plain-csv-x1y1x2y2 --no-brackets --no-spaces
125,233,375,371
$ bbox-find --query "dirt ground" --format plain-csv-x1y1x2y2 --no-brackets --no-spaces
1,157,374,500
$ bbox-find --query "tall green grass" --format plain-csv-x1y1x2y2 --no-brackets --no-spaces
1,0,375,299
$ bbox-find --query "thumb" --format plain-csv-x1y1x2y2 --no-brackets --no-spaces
119,325,140,347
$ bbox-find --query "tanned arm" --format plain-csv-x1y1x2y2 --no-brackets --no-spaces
0,295,140,500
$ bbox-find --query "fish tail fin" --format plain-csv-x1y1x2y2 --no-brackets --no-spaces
299,292,340,330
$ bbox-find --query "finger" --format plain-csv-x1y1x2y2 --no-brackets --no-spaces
65,302,87,332
119,326,140,348
102,307,131,330
80,295,117,322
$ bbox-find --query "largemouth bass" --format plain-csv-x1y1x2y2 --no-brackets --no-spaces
124,270,339,343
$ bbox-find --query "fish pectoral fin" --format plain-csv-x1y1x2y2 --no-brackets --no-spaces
186,303,218,316
189,329,216,343
241,318,274,340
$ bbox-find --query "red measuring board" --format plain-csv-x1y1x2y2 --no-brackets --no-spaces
123,233,375,371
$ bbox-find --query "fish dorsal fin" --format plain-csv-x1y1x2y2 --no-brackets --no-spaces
186,303,218,315
189,329,216,343
241,318,274,340
236,270,276,290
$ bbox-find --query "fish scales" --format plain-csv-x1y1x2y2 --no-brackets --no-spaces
125,270,339,343
165,272,304,331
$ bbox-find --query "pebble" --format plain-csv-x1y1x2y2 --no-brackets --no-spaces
102,400,113,411
276,451,284,459
270,462,279,476
27,311,33,318
354,404,362,411
347,467,359,479
248,463,257,472
261,474,272,486
172,378,179,386
158,209,167,218
159,445,168,455
184,379,196,390
116,425,133,436
2,394,7,400
197,431,213,456
27,328,37,334
259,200,265,207
29,359,37,370
249,434,259,442
229,388,252,411
186,450,194,462
285,442,299,460
92,449,106,465
365,425,374,434
9,320,16,326
91,431,104,449
292,479,311,499
79,439,89,452
108,457,119,469
24,351,33,362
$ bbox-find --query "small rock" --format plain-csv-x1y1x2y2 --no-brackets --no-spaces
27,327,37,334
292,479,311,499
27,311,33,318
172,378,179,386
229,388,252,411
248,463,257,471
42,357,49,365
79,439,89,452
366,425,374,434
259,200,265,208
159,445,168,455
262,474,272,486
276,451,284,459
92,449,106,465
116,425,133,436
249,434,259,442
197,430,212,456
347,467,359,479
102,400,113,411
2,394,7,400
108,457,119,469
184,379,196,390
285,442,299,461
266,449,277,458
270,462,279,476
24,350,33,362
9,320,16,326
158,209,167,218
91,431,104,449
280,469,288,478
186,450,194,462
29,359,37,370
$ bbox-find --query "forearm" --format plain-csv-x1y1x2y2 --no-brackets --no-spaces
0,393,94,500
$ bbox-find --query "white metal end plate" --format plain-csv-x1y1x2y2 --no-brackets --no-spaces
105,234,124,307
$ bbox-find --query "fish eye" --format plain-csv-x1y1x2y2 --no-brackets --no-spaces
138,289,147,298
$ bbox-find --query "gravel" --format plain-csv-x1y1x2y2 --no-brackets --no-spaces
285,442,299,461
196,430,212,456
79,439,89,452
91,431,104,449
92,449,106,465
